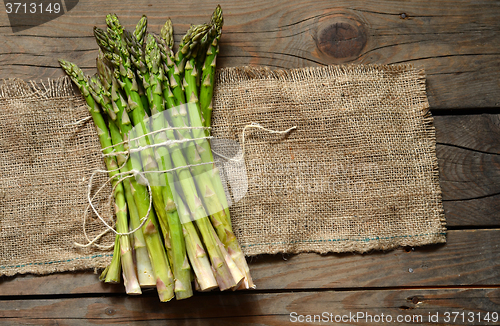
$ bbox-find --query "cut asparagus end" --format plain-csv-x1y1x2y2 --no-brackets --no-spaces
102,236,122,283
156,277,175,302
135,246,156,287
121,250,142,295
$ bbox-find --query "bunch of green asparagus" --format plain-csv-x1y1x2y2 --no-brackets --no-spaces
60,6,254,302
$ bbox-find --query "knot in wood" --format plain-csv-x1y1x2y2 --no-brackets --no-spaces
105,308,116,316
317,20,367,59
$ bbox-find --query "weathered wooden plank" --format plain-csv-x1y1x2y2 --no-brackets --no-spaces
433,114,500,226
0,0,498,109
0,288,498,325
434,114,500,226
0,270,122,296
434,114,500,155
1,229,499,296
437,144,500,201
443,195,500,227
248,229,500,290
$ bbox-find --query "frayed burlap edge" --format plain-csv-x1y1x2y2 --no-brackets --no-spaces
0,77,79,100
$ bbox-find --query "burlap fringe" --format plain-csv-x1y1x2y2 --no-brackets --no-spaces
0,77,78,100
218,64,418,82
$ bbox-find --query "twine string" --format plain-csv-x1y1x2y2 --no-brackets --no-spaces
212,122,297,161
63,116,92,127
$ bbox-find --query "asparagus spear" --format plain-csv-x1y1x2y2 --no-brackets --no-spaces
172,180,218,291
95,23,175,266
94,56,176,300
151,31,228,292
145,33,194,299
89,69,156,288
158,20,244,288
131,15,151,114
59,60,141,294
147,33,236,292
200,5,223,128
168,102,247,289
185,107,254,289
175,24,211,77
172,13,254,289
159,117,239,290
159,10,250,288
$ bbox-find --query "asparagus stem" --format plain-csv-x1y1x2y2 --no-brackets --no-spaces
130,17,152,115
95,24,175,276
179,49,255,289
161,9,248,289
108,120,155,288
184,8,253,287
145,34,194,298
160,21,243,288
200,5,223,126
168,103,246,289
155,137,194,299
199,37,219,128
93,56,175,301
119,100,175,301
120,57,175,275
100,235,121,282
92,62,156,287
59,60,141,293
156,29,223,292
187,103,255,289
172,176,218,291
160,119,237,290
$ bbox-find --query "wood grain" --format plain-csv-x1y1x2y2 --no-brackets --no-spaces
434,114,500,155
0,0,499,109
0,288,498,325
433,114,500,226
1,229,498,296
437,144,500,201
443,195,500,227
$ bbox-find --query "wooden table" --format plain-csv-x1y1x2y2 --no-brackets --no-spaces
1,1,499,324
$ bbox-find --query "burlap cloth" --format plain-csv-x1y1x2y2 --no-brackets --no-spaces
0,65,446,277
